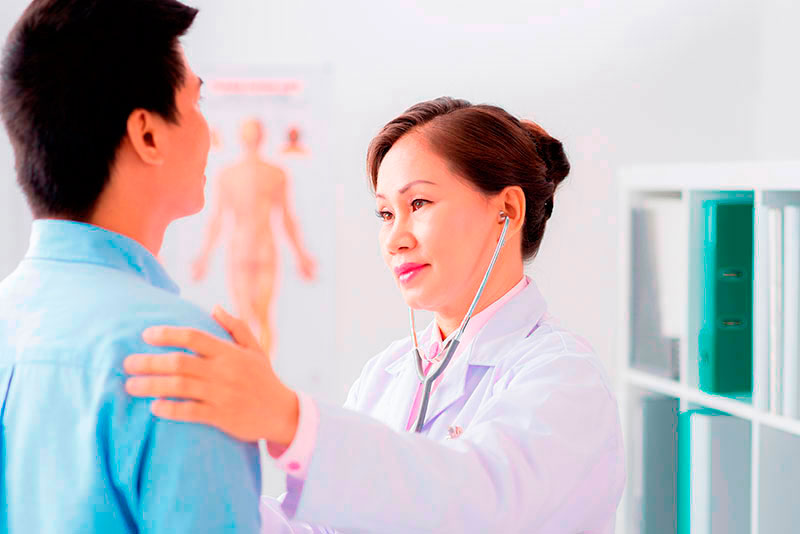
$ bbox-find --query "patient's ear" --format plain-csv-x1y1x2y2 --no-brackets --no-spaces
126,109,167,166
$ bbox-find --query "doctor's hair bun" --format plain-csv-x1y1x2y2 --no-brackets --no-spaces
518,120,570,220
367,97,570,261
519,120,570,188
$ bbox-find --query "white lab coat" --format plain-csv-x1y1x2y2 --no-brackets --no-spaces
261,279,625,533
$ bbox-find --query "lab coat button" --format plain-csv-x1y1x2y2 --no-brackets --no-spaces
447,425,463,439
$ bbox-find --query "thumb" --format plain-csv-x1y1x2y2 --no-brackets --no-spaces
212,306,261,350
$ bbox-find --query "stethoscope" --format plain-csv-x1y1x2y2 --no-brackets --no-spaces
408,212,510,432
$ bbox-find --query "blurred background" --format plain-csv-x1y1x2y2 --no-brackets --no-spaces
1,0,799,524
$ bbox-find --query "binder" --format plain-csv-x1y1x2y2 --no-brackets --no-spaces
698,200,754,394
631,199,684,378
677,410,751,534
678,410,710,534
754,203,771,409
769,208,784,413
783,206,800,418
641,396,679,534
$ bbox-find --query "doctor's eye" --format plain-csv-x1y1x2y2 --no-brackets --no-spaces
411,199,430,211
375,210,393,222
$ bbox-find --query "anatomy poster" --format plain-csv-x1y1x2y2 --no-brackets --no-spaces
161,66,336,401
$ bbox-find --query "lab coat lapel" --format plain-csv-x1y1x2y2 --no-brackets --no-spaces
467,278,548,366
381,353,420,432
417,347,485,432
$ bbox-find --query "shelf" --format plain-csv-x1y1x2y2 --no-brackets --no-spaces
626,368,800,438
619,163,800,534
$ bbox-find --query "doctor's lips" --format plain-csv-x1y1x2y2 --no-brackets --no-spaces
394,263,428,285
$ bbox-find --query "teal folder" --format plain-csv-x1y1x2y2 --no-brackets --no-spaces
698,200,754,394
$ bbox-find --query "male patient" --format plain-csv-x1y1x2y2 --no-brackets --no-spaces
0,1,260,532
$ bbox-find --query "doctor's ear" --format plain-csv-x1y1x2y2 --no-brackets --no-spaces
495,186,526,236
126,109,167,166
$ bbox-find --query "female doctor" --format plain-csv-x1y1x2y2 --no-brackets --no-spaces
124,97,625,533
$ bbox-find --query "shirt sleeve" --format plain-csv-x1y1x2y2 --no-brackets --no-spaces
106,326,262,533
269,391,320,480
136,413,262,533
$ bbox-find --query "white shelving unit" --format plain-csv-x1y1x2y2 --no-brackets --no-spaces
617,162,800,534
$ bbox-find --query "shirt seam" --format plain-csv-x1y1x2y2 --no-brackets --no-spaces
7,359,130,382
23,256,149,280
0,364,15,422
20,256,176,293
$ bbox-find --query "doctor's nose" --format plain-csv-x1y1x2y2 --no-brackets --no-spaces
384,216,417,255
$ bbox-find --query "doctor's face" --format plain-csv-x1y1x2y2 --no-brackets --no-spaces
376,133,502,314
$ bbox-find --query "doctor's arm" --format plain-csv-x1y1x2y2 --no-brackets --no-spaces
288,356,625,533
124,312,624,533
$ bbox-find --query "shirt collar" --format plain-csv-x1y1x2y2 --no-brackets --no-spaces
427,275,529,349
416,275,535,363
24,219,179,294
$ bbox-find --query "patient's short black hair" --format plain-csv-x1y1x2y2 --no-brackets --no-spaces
0,0,198,220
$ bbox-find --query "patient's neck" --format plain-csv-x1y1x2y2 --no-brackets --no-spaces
88,179,170,257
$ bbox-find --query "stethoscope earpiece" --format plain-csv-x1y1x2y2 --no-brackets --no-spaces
498,211,509,247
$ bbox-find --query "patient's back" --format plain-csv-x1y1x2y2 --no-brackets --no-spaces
0,221,261,533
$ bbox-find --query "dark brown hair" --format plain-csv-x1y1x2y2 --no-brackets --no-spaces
0,0,198,220
366,97,570,260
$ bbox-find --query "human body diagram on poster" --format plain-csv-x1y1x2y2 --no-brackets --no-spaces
193,117,316,356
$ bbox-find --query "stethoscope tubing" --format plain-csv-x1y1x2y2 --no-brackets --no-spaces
409,214,510,432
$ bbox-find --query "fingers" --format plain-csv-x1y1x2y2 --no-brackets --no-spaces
123,352,205,378
142,325,236,358
150,399,216,425
212,306,261,350
192,260,207,282
125,375,211,401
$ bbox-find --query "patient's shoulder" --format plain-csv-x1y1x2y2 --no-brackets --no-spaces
87,280,231,377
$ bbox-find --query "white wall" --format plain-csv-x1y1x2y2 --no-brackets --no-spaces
755,0,800,160
1,0,793,399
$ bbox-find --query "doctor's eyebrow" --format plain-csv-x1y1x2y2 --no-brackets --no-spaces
375,180,436,199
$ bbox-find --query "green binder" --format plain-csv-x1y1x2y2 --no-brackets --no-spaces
698,200,754,394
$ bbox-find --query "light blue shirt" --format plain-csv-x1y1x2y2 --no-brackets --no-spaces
0,220,261,533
